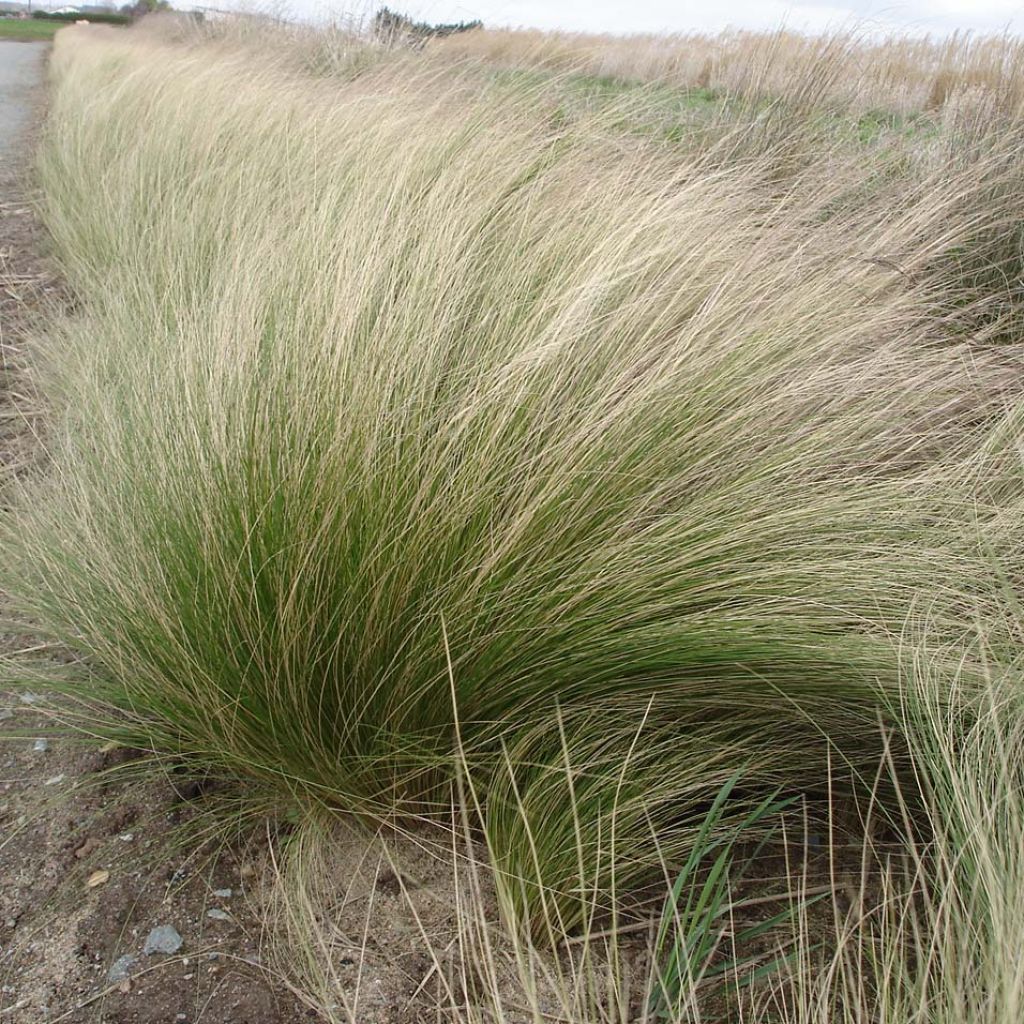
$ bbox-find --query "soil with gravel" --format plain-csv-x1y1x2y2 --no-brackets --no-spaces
0,39,312,1024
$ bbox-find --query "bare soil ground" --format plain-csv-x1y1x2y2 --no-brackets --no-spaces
0,714,313,1023
0,42,311,1024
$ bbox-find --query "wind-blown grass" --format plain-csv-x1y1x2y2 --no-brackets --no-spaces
754,623,1024,1024
430,27,1024,121
4,22,1024,961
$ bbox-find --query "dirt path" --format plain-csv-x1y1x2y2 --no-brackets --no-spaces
0,40,311,1024
0,42,46,166
1,41,53,482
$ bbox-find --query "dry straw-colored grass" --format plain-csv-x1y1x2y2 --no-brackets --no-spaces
431,26,1024,118
4,16,1024,1023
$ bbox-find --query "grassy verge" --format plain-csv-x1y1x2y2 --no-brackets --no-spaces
0,18,60,40
4,17,1024,1022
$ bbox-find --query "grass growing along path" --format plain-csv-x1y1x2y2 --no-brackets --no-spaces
5,18,1024,1024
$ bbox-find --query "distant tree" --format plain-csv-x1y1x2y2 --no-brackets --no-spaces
34,7,131,20
372,6,481,48
130,0,170,15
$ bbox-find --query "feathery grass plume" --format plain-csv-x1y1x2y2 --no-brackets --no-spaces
5,21,1024,956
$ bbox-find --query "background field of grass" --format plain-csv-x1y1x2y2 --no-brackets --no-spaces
4,16,1024,1023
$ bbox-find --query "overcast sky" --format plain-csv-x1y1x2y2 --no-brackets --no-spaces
290,0,1023,37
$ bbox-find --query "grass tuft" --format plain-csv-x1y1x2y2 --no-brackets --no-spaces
5,18,1024,1020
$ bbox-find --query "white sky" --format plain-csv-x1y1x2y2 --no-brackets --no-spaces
287,0,1024,37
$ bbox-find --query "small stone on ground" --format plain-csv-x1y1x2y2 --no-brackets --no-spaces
107,954,137,983
143,925,183,955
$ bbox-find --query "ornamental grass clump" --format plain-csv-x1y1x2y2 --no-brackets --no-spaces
4,24,1023,936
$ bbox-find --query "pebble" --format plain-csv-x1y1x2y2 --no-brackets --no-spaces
107,955,136,983
205,909,232,922
32,739,48,753
74,838,100,859
143,925,183,955
211,888,232,898
19,693,41,705
0,709,13,721
44,774,65,786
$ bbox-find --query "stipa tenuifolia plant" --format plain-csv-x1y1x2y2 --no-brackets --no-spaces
4,22,1024,942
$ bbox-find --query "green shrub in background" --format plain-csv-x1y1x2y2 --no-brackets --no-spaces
33,9,130,23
